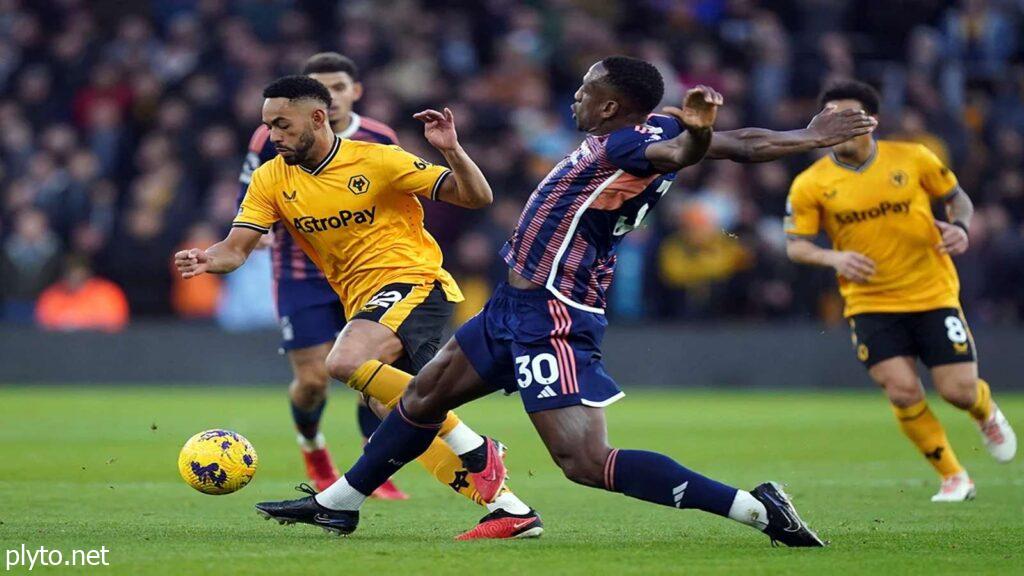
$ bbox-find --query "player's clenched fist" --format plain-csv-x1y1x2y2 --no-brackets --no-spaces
662,85,723,130
174,248,211,279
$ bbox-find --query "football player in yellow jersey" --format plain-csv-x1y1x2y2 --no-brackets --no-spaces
785,80,1017,502
175,76,542,538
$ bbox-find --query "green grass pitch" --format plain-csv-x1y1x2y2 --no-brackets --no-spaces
1,385,1021,575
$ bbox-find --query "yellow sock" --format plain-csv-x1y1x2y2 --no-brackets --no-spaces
416,438,514,507
350,360,497,507
892,400,964,478
968,379,993,422
348,360,462,436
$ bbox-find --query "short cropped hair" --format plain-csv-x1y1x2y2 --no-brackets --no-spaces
599,55,665,114
262,75,332,109
302,52,360,80
818,80,881,115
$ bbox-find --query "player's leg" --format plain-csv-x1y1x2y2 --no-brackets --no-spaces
362,394,541,539
324,283,509,499
869,356,971,500
278,295,350,491
255,295,535,536
515,296,821,547
919,309,1016,463
255,334,511,535
526,403,823,547
354,393,409,498
286,342,339,491
319,335,506,503
852,312,969,500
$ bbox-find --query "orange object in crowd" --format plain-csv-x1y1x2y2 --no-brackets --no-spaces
35,276,130,332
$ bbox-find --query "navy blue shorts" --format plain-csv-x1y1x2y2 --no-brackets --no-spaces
455,283,623,413
276,278,345,352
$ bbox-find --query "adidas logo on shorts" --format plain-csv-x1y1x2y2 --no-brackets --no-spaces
536,386,557,399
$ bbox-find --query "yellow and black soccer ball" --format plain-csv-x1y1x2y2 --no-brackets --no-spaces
178,429,258,495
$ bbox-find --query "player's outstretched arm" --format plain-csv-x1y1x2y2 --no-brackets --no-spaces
786,236,875,284
413,107,493,209
706,104,877,163
645,85,722,173
173,226,263,279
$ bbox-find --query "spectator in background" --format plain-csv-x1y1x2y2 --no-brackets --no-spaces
0,209,62,323
35,254,129,332
657,202,753,319
100,207,175,317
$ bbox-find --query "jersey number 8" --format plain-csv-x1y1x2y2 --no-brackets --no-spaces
944,315,968,344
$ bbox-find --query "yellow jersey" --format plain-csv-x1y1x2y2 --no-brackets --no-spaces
785,140,960,317
234,136,463,317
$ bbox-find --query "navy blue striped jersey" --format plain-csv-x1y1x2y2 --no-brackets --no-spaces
500,114,682,313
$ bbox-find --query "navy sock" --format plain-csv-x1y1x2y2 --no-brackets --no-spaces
345,400,441,495
291,399,327,440
605,449,738,517
356,401,382,438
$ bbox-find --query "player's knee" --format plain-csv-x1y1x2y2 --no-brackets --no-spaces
325,347,370,384
289,362,330,406
548,446,607,488
881,377,924,408
937,378,977,409
293,369,330,396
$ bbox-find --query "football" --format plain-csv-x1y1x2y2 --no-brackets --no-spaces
177,429,259,495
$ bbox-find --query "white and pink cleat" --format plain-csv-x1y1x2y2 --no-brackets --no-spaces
978,403,1017,463
931,471,976,502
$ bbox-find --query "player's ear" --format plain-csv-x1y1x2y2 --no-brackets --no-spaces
311,107,328,128
601,99,619,119
352,82,364,102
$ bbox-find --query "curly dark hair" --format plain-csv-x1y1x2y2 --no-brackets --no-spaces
599,55,664,115
302,52,360,80
262,75,332,108
818,80,881,115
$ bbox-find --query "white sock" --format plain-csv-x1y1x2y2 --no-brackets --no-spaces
314,476,367,511
728,490,768,530
486,491,531,515
441,422,484,456
297,432,326,452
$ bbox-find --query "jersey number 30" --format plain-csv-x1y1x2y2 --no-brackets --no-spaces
515,353,559,388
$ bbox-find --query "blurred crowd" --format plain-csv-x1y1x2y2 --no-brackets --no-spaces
2,0,1023,332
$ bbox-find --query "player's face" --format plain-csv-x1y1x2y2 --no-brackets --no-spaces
307,71,362,124
827,98,876,155
571,63,617,132
262,97,325,165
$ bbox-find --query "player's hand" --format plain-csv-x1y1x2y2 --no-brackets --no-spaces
807,103,877,147
662,85,723,131
174,248,211,279
414,107,459,152
935,220,969,255
829,250,875,283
